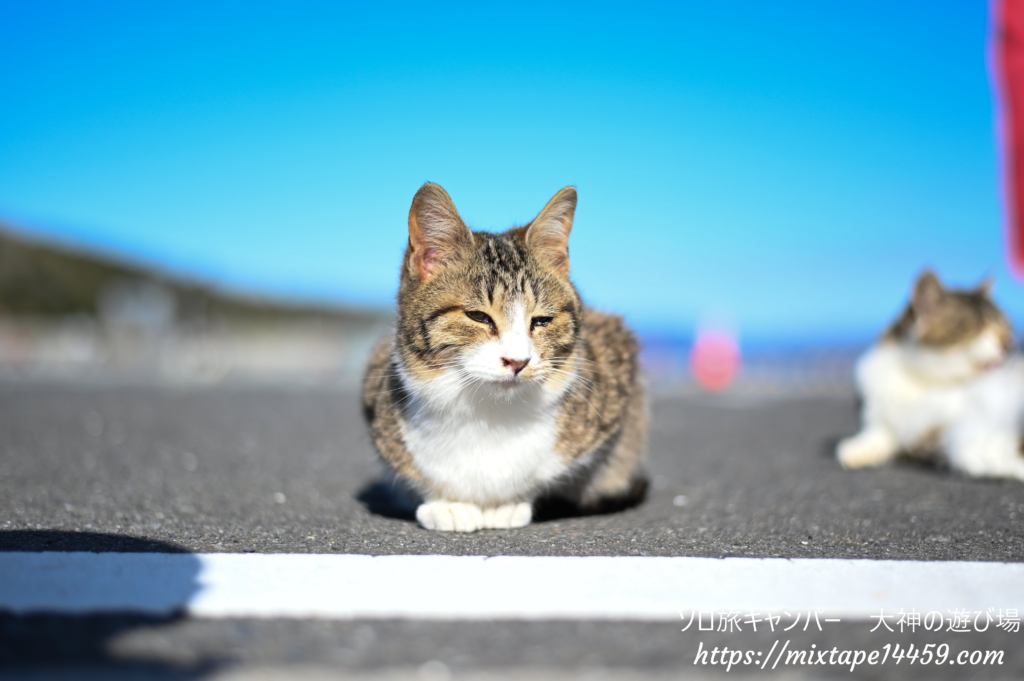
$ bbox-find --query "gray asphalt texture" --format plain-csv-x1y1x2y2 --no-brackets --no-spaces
1,381,1022,560
1,380,1023,680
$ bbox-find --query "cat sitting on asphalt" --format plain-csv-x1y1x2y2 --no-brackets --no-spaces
837,270,1024,480
362,183,647,532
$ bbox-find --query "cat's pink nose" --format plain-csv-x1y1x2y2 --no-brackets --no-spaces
502,357,529,374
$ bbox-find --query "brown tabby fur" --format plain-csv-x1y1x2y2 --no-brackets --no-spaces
884,270,1013,351
362,183,647,512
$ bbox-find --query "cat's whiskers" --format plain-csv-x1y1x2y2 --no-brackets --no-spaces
545,354,598,365
537,356,595,379
366,379,418,409
365,358,464,382
467,372,489,406
540,358,598,374
542,367,599,398
542,365,594,385
563,381,603,418
542,356,602,376
431,371,478,409
365,360,464,401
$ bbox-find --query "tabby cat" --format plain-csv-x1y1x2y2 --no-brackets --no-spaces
837,270,1024,480
362,183,647,531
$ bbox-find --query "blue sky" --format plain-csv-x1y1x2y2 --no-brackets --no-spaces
0,1,1015,341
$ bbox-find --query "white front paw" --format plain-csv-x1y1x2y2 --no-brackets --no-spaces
837,430,897,469
482,502,532,529
416,501,484,532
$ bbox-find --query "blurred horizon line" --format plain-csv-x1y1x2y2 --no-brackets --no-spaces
0,212,924,347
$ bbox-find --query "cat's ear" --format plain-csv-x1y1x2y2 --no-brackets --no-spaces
912,270,945,319
526,186,577,275
407,183,474,283
978,275,995,297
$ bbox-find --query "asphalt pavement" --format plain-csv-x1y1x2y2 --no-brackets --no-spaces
1,379,1023,679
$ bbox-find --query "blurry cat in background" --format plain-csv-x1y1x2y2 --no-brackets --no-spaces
837,270,1024,480
362,183,647,532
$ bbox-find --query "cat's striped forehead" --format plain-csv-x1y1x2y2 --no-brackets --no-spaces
471,231,542,305
914,292,1013,349
886,273,1014,351
480,232,526,272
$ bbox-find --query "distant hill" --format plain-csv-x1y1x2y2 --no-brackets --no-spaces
0,222,390,328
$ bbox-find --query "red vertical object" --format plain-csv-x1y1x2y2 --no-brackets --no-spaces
996,0,1024,277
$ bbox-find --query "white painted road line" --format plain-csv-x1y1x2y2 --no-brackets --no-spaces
1,553,1022,620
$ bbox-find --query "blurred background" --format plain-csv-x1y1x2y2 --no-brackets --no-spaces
0,0,1015,393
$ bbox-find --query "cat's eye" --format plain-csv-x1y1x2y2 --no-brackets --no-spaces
531,316,553,329
465,310,494,326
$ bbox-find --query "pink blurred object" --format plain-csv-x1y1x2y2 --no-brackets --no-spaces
995,0,1024,277
690,328,740,391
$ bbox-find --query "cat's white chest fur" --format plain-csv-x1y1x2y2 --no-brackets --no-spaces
843,342,1024,479
398,367,570,507
855,344,968,446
